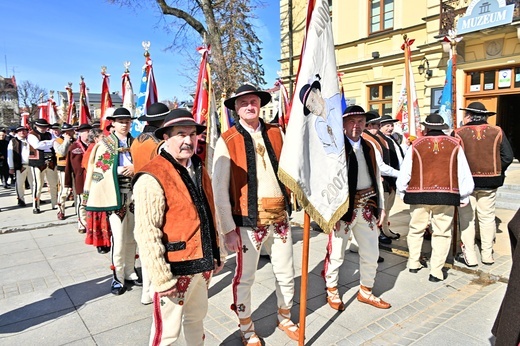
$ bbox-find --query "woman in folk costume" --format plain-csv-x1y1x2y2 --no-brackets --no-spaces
84,128,112,253
83,107,141,295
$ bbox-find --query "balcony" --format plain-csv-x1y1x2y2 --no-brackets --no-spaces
439,0,520,36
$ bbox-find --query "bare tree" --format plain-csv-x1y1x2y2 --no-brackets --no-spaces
107,0,266,97
17,80,47,120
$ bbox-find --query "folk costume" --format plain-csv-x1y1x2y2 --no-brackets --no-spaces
454,102,514,266
133,110,221,345
397,114,474,281
27,119,58,214
322,106,388,311
84,108,139,295
64,124,91,233
213,85,297,344
7,127,33,206
129,102,169,305
378,115,404,241
53,123,74,220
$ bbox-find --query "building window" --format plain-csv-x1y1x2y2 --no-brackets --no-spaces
367,83,392,116
370,0,394,34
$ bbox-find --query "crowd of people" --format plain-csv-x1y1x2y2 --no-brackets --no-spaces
0,87,516,345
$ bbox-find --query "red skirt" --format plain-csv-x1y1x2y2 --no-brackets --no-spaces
85,211,112,247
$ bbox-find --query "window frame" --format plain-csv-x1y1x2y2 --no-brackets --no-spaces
367,83,393,117
369,0,394,34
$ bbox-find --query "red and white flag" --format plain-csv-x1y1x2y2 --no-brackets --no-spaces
79,77,91,125
100,68,113,131
21,111,30,129
38,103,48,122
278,0,348,232
395,37,420,137
47,98,58,124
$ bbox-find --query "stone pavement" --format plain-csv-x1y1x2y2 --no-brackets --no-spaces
0,163,518,345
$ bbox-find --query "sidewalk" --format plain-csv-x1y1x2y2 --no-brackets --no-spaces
0,177,515,345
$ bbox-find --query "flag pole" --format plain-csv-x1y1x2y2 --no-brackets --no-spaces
403,34,412,133
298,211,311,345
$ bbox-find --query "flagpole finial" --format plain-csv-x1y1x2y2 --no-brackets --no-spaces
67,82,72,89
49,90,54,99
123,61,131,73
80,75,84,82
142,41,151,57
101,66,107,74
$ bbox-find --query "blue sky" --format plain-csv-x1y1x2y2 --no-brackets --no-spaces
1,0,281,103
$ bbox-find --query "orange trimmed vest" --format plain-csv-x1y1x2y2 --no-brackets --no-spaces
135,152,220,276
55,137,68,171
221,121,290,227
404,135,461,206
130,132,163,173
454,124,504,188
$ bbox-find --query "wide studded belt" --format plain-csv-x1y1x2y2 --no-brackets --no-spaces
354,187,377,209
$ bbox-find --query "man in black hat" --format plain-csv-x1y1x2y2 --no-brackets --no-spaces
378,115,404,243
454,102,514,266
27,119,58,214
212,84,298,344
299,78,343,156
0,128,9,188
7,126,32,206
84,107,140,295
54,123,75,220
129,101,170,304
397,113,474,282
322,105,390,311
130,102,169,173
64,123,92,233
133,108,223,345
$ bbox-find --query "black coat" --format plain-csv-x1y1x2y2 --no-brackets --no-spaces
492,207,520,345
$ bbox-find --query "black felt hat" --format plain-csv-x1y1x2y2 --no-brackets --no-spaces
420,113,449,130
76,124,93,132
154,109,206,138
34,119,51,127
51,122,61,130
138,102,170,122
15,126,28,132
379,115,399,124
61,123,74,132
91,120,101,129
106,107,133,120
342,105,367,118
366,110,382,124
224,84,271,111
459,102,496,116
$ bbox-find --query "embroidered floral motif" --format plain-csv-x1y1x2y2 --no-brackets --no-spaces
203,270,212,288
273,219,290,243
95,151,114,173
252,225,269,250
362,206,375,230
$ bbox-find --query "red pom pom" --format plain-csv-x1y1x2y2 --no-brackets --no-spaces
110,265,116,271
230,304,236,311
135,254,139,259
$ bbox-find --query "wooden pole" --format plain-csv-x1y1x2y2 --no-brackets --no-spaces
403,35,412,135
450,41,459,257
298,211,311,345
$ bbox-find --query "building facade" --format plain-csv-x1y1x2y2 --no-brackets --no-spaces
280,0,520,157
0,75,19,126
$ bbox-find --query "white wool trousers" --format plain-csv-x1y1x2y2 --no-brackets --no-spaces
149,272,210,346
458,189,497,263
324,207,379,289
231,221,295,320
14,165,32,202
381,190,396,235
407,204,454,279
109,190,138,283
30,165,58,209
57,169,70,214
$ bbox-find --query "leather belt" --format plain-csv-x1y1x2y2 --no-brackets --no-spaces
257,197,286,226
354,187,377,209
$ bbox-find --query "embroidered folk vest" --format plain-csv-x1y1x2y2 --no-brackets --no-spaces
404,135,461,206
28,130,55,167
454,124,503,188
130,132,163,173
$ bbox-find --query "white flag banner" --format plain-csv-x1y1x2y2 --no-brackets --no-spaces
278,0,348,233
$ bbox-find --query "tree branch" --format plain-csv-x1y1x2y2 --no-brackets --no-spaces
155,0,207,38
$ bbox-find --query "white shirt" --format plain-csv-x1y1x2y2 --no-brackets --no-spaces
27,131,54,152
7,135,30,168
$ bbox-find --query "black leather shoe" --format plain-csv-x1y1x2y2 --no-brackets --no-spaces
33,208,40,214
454,253,477,268
17,199,26,207
111,282,127,295
377,256,384,263
125,278,143,287
385,229,401,240
429,274,443,282
409,267,422,273
378,232,392,245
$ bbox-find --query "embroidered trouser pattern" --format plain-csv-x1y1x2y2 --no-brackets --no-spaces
150,271,212,346
75,193,87,231
323,206,379,288
408,204,454,278
31,166,58,209
458,189,497,262
108,190,138,283
231,220,295,320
